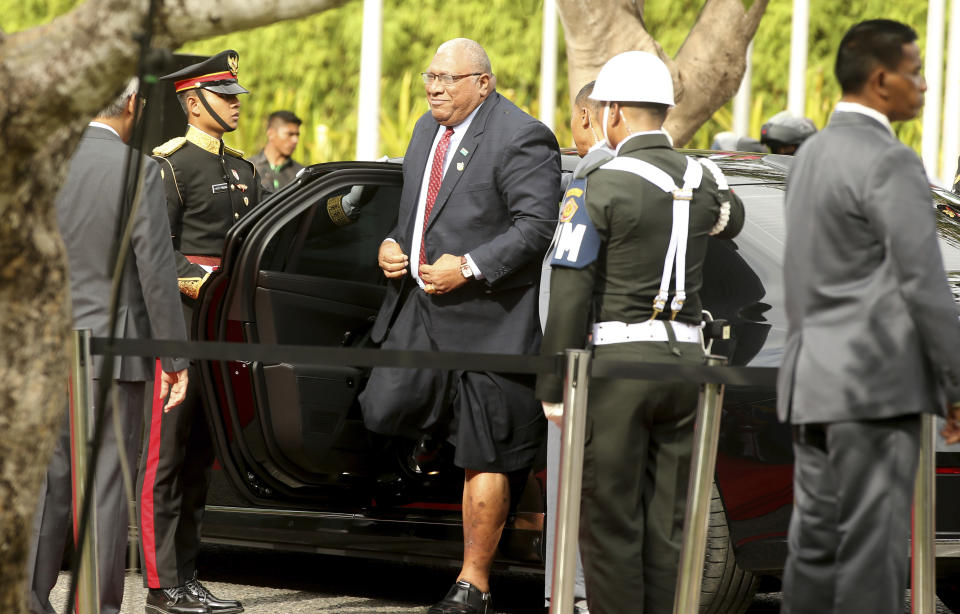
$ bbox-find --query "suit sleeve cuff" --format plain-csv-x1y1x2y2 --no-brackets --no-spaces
535,375,564,403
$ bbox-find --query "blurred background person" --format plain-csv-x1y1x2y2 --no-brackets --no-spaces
709,130,766,153
540,80,606,614
251,110,305,191
759,111,817,155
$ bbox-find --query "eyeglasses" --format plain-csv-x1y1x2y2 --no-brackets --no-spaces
421,72,482,85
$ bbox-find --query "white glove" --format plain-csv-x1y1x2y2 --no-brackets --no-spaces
340,185,368,219
542,401,563,426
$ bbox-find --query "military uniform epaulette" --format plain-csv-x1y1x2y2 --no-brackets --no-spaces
574,150,615,179
223,144,245,158
153,137,187,157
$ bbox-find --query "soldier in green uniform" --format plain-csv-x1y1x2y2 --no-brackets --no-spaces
535,51,745,614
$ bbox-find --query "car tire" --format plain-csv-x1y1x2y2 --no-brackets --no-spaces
699,484,759,614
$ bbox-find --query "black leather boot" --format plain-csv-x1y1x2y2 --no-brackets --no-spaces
145,586,210,614
184,572,244,613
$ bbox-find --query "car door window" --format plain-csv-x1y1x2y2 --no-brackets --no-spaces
262,182,401,284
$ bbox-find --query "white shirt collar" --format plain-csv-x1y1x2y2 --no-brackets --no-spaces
833,101,895,136
587,140,612,154
442,101,483,137
616,129,674,152
88,121,120,138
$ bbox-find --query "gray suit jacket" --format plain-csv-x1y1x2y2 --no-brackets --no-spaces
370,92,561,354
778,111,960,423
56,126,188,381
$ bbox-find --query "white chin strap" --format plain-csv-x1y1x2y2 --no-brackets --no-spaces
601,102,612,148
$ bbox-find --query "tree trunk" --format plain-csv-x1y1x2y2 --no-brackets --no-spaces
0,0,346,610
556,0,769,146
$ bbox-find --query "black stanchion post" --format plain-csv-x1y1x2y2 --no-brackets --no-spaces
911,413,936,614
70,329,101,614
550,349,591,614
673,353,727,614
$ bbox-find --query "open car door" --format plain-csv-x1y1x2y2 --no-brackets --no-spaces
194,162,403,505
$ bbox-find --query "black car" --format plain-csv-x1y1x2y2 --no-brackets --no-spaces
190,151,960,613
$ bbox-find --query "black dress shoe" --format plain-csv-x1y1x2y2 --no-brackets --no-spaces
427,580,495,614
407,433,444,474
145,587,210,614
184,573,244,613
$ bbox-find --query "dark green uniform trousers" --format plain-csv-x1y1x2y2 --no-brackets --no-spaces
580,339,703,614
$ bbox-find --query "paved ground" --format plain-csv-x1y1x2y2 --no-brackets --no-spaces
46,546,955,614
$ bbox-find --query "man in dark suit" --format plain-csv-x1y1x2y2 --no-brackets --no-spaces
778,19,960,614
26,79,189,614
358,38,560,614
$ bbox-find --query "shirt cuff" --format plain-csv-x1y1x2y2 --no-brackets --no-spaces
464,253,484,279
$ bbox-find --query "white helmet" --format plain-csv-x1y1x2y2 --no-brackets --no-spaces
590,51,675,107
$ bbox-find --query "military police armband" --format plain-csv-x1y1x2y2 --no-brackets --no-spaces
549,178,601,269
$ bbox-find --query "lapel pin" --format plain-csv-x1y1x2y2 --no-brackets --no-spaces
456,162,465,171
460,147,469,156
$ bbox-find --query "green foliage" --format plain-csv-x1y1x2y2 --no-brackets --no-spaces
684,0,930,149
2,0,937,159
1,0,76,30
181,0,558,162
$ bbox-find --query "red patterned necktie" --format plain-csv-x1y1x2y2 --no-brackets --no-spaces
419,127,455,271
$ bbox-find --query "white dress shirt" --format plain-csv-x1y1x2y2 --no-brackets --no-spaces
89,121,120,138
833,101,895,136
405,103,484,286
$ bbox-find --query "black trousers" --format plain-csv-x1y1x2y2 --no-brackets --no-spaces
137,359,215,588
579,340,703,614
781,415,921,614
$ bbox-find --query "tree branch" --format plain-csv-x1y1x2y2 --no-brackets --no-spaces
0,0,350,160
557,0,667,109
665,0,770,145
157,0,350,47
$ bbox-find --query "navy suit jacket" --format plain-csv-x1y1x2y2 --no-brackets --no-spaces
370,92,561,355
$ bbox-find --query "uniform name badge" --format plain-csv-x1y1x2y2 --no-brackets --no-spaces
550,177,601,269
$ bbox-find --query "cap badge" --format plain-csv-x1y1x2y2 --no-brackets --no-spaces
228,54,239,76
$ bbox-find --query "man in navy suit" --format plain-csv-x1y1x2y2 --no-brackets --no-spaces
359,38,561,614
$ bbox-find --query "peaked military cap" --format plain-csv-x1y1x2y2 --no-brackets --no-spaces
160,50,249,95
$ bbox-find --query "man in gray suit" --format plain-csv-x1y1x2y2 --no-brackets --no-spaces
359,38,560,614
26,79,190,614
778,19,960,614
